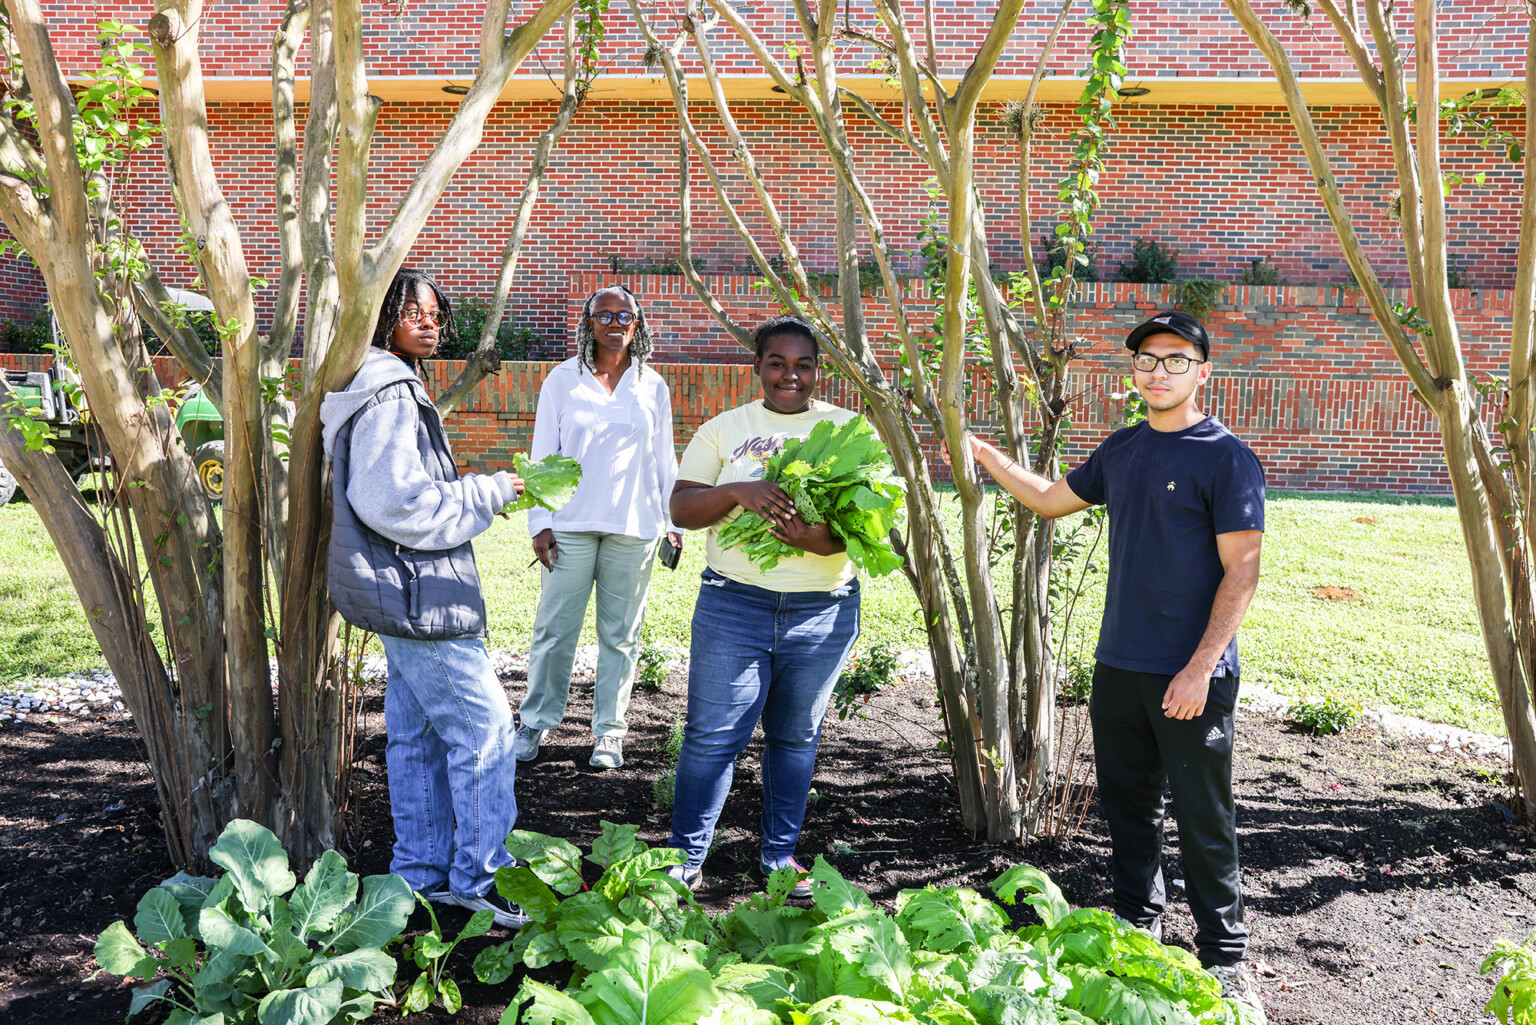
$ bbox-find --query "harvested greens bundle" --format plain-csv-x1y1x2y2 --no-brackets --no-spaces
503,452,582,514
716,414,906,576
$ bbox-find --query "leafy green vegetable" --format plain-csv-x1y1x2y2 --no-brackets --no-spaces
1484,934,1536,1024
715,415,906,576
93,819,411,1025
492,825,1253,1025
503,452,583,514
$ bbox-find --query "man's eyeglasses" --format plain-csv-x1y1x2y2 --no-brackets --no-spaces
592,310,636,326
401,307,444,326
1131,353,1205,375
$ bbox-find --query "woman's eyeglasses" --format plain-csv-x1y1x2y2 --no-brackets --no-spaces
401,307,444,326
1131,353,1205,374
592,310,636,326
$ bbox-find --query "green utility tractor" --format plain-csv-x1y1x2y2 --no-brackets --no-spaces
174,385,224,501
0,357,105,506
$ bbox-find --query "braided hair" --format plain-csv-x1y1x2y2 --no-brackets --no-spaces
575,284,653,375
371,267,454,359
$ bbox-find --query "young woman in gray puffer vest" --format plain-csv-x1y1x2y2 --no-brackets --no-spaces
321,267,528,928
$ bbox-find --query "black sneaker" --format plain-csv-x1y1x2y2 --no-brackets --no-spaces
1210,962,1266,1023
452,889,529,929
663,863,703,891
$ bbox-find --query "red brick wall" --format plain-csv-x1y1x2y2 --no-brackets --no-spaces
32,0,1530,82
0,279,1511,496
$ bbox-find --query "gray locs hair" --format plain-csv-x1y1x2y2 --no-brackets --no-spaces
575,284,654,375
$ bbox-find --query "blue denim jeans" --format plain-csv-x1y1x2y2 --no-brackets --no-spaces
669,569,860,871
380,634,517,898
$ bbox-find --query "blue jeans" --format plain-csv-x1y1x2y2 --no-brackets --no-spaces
380,635,517,897
669,569,860,870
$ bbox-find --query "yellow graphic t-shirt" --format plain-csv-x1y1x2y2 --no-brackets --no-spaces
676,399,858,592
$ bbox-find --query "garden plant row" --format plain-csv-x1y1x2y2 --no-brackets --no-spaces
93,818,1277,1025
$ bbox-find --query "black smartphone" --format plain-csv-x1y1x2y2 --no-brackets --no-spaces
658,535,682,570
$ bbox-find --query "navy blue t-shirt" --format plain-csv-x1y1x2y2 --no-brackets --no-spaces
1064,415,1265,677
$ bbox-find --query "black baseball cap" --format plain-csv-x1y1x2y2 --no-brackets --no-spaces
1124,310,1210,359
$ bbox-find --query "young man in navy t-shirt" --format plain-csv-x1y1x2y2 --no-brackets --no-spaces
954,311,1266,1018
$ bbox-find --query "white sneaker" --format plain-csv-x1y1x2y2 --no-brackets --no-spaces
589,734,624,769
513,724,544,762
1210,962,1266,1023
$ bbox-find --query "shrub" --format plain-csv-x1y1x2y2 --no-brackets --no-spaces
1483,934,1536,1024
1175,278,1224,322
441,294,545,361
832,642,901,720
1118,237,1179,283
1039,232,1100,282
651,710,686,811
93,819,413,1024
606,253,707,276
1288,691,1360,735
1238,256,1288,286
0,305,52,354
633,635,674,695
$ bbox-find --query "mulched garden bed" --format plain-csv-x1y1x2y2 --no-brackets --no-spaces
1,658,1531,1024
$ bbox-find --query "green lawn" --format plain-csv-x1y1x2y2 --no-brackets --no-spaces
0,489,1502,734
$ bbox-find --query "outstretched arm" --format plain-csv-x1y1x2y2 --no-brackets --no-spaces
1161,530,1264,719
950,434,1091,520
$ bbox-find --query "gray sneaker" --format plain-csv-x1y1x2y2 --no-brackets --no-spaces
589,734,624,769
1210,962,1266,1023
513,724,544,762
663,862,702,891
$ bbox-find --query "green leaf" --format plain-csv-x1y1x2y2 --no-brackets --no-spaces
576,923,720,1025
895,886,1008,953
305,948,397,992
160,936,199,970
473,939,520,986
824,909,913,1004
136,887,189,945
1062,971,1201,1025
809,857,875,919
401,974,434,1015
504,452,583,514
990,866,1070,927
198,904,277,960
588,820,642,870
518,979,598,1025
713,961,808,1011
439,976,462,1014
414,933,453,961
289,849,357,942
967,985,1057,1025
324,873,413,954
209,819,296,912
256,978,344,1025
505,830,587,896
459,908,497,940
554,892,627,970
495,864,562,924
127,979,175,1016
95,920,158,979
788,994,914,1024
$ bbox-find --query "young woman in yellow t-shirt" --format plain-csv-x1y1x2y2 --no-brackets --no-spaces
664,317,860,897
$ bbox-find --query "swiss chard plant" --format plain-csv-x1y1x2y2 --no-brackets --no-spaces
482,823,1260,1025
401,899,497,1014
93,819,414,1025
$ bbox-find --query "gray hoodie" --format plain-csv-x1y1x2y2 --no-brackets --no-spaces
322,347,518,639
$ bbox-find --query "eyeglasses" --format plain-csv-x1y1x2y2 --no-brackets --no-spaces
401,307,444,326
592,310,636,326
1131,353,1205,374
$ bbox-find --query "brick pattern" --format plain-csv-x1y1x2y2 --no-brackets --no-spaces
32,0,1530,82
2,96,1521,350
0,280,1511,495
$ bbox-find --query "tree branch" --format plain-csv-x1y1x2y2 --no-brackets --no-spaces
5,0,86,247
133,264,222,411
267,0,310,363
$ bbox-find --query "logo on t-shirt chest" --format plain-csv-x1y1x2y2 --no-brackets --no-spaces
730,433,788,465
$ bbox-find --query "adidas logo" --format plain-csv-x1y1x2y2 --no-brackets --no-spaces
1205,725,1225,743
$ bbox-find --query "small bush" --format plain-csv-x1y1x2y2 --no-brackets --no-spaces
0,306,52,354
832,642,901,720
1175,278,1224,322
1238,256,1288,286
441,294,544,361
606,253,706,276
1483,934,1536,1024
651,710,686,810
1119,238,1179,284
1288,691,1360,735
1038,233,1100,282
633,636,674,695
1448,257,1472,290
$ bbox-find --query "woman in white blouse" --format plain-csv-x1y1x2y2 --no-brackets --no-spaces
514,285,682,770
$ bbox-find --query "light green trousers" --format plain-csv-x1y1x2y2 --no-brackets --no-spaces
519,530,658,738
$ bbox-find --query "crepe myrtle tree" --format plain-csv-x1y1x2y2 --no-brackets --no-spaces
1218,0,1536,815
630,0,1129,842
0,0,585,867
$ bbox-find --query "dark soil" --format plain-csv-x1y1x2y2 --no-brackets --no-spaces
1,661,1532,1024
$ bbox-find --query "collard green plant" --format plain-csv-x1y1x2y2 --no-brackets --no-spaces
715,415,906,576
490,825,1257,1025
505,452,583,514
93,819,413,1025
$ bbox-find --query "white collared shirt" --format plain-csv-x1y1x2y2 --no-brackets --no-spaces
527,356,679,540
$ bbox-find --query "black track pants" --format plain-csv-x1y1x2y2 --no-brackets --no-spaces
1089,661,1248,967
